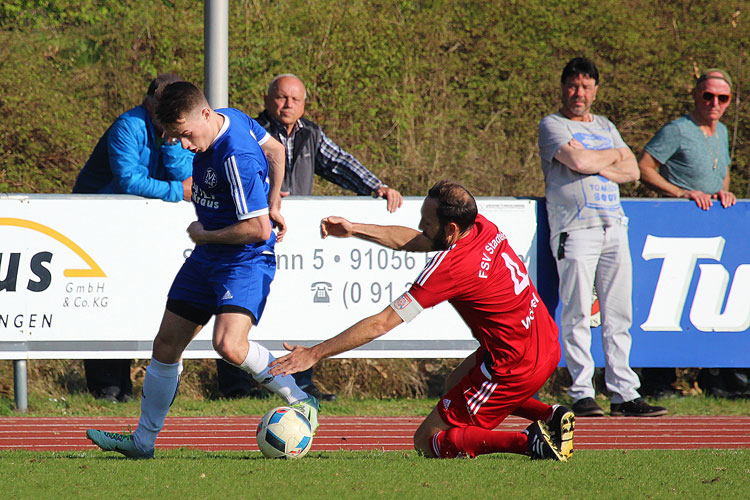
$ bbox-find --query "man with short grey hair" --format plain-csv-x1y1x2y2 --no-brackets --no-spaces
257,74,403,210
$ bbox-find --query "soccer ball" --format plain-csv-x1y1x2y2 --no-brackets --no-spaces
256,407,313,459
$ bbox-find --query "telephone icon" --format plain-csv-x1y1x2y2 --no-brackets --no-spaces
310,281,332,303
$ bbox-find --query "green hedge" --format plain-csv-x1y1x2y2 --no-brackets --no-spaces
1,0,747,197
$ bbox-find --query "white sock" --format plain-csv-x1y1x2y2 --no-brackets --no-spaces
238,341,307,404
133,358,180,453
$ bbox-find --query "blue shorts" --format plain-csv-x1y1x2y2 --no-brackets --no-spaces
168,248,276,324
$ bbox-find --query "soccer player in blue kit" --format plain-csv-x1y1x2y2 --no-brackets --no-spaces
86,81,318,459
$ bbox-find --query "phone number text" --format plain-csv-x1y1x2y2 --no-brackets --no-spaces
341,281,413,310
277,248,434,272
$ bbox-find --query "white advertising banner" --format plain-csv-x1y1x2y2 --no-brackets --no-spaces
0,195,537,359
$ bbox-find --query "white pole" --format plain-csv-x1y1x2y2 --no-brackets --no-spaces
204,0,229,108
14,360,28,412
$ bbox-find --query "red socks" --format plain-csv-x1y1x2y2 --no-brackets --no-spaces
512,398,554,423
432,399,554,458
434,426,528,458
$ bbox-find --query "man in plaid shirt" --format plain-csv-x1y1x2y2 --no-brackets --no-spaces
256,73,403,212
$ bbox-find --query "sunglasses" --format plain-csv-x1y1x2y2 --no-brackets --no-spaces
702,92,731,104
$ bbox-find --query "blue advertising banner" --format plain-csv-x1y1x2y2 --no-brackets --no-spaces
538,199,750,368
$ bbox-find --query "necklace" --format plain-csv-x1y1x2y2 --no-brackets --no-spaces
692,112,720,170
702,130,719,170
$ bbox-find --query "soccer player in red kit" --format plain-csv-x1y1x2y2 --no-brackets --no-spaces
270,180,574,460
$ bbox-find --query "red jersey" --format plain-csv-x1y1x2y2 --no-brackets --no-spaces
392,214,559,379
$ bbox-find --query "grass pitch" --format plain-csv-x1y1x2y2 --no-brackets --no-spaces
1,449,748,500
2,395,750,499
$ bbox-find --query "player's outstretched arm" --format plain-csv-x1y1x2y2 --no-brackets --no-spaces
320,216,433,252
269,306,404,376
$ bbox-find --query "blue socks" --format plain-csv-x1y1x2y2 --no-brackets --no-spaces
133,358,180,453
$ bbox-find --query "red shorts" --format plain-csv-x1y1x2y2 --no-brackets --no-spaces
437,349,558,430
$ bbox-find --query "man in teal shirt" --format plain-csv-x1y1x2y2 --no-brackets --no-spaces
638,69,738,398
639,69,736,211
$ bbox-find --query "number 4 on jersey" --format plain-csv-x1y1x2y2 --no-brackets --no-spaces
501,252,529,295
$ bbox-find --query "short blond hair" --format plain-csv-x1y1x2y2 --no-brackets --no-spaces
696,69,732,91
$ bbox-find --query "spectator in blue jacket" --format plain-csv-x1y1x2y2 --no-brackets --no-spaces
73,73,194,202
73,73,194,401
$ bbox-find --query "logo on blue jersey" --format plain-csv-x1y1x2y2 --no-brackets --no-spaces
204,168,218,189
192,187,219,209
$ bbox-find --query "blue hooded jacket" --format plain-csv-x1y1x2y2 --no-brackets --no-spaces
73,105,193,201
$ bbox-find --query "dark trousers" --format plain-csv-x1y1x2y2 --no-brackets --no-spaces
640,367,677,395
84,359,133,399
698,368,750,398
215,359,313,398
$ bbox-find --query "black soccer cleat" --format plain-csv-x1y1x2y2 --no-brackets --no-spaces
548,405,575,460
526,421,565,461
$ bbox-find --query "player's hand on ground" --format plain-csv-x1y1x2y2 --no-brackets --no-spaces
269,342,317,376
187,221,206,244
713,190,736,208
320,216,353,239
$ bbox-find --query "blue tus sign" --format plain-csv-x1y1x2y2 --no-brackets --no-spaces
539,200,750,368
627,200,750,367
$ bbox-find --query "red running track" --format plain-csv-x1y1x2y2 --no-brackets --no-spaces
1,415,749,452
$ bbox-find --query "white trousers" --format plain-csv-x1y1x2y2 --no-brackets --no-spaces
552,223,641,404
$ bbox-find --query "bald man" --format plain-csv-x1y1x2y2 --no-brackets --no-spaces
257,73,403,212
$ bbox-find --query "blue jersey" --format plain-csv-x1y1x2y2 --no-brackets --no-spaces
191,108,276,258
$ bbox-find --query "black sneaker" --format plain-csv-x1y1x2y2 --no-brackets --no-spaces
301,384,337,402
526,421,564,461
610,397,668,417
93,386,120,403
572,397,604,417
548,406,575,460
